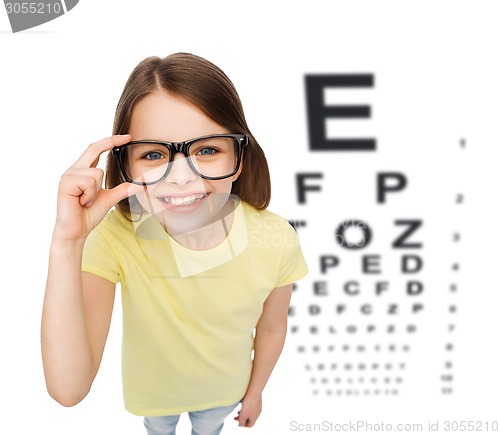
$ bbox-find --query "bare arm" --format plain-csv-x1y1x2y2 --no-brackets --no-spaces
42,256,115,405
234,283,293,428
41,135,140,406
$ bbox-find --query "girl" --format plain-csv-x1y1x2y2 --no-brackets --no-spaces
41,53,308,435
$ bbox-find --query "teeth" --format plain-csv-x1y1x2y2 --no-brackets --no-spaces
162,193,207,206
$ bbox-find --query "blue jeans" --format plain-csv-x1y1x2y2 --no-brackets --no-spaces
143,403,239,435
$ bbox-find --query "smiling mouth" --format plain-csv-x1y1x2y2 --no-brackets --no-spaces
158,193,208,206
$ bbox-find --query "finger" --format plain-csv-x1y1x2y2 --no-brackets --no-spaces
97,181,144,210
238,416,250,427
71,134,131,170
110,181,145,205
59,173,101,207
60,168,104,205
234,413,251,427
80,175,104,207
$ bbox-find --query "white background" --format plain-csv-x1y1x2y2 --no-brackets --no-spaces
0,1,499,434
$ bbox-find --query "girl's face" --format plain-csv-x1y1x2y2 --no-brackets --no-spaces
128,90,242,235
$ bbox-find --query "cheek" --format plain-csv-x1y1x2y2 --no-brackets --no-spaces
203,179,233,193
135,190,162,215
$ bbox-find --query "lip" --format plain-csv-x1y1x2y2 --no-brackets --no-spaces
155,191,210,213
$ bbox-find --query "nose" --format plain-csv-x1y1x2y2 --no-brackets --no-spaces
165,153,198,186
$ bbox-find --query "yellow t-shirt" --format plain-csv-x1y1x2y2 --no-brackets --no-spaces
82,198,308,416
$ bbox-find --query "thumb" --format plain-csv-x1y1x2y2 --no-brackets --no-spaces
106,182,144,206
93,182,144,212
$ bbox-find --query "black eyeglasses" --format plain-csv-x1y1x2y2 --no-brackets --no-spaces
112,133,248,185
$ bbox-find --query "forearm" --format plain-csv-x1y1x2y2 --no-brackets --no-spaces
234,284,292,427
41,238,95,406
245,325,287,397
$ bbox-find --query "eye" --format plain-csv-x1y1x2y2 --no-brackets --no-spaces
196,147,218,156
144,151,166,160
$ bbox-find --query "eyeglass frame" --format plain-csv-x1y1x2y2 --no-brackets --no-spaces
111,133,249,185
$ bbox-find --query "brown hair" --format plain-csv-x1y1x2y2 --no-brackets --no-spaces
106,52,271,217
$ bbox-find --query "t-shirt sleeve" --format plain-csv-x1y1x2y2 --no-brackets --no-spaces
82,224,120,284
275,222,308,287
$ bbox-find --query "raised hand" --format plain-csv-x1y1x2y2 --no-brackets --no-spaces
53,134,142,243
